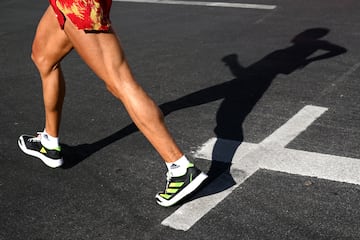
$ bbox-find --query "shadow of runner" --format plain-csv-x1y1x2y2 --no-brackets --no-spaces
61,28,347,203
61,123,138,168
174,28,347,201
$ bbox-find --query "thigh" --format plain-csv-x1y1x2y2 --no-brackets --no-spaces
63,19,130,86
32,6,73,70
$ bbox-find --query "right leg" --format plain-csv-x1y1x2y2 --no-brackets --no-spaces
31,6,73,137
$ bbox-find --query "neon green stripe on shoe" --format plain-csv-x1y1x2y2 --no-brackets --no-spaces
166,188,179,194
54,146,61,151
187,163,194,168
169,182,184,188
160,193,172,200
49,146,61,151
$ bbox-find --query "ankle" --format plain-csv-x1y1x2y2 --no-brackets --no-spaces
41,130,60,149
166,155,190,177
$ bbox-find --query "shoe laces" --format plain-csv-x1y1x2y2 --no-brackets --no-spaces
28,132,43,142
163,171,174,190
166,171,173,182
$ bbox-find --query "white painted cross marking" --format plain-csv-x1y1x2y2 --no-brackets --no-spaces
113,0,277,10
161,105,360,231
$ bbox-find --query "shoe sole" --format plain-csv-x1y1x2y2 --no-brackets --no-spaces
156,172,208,207
18,136,63,168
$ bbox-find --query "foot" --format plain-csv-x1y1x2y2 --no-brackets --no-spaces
18,133,63,168
156,163,208,207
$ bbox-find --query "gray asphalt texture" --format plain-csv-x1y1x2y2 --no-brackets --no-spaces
1,0,360,239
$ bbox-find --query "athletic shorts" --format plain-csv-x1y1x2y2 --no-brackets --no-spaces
49,0,112,31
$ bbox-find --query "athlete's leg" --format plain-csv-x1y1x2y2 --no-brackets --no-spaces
31,6,73,137
63,20,182,163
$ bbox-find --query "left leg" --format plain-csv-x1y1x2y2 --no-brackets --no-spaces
32,6,73,138
18,6,73,168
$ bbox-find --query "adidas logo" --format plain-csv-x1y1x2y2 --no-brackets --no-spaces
170,163,180,169
40,147,47,154
42,133,49,140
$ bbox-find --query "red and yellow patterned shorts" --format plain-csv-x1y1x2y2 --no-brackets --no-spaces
49,0,112,31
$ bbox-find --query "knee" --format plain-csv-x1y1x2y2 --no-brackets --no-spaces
31,44,43,69
105,80,128,101
105,83,118,97
103,71,131,101
31,45,58,75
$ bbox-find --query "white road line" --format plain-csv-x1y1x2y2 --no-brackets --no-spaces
262,148,360,185
260,105,327,147
162,105,360,231
113,0,277,9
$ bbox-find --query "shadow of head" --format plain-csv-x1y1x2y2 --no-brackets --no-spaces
291,28,330,43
